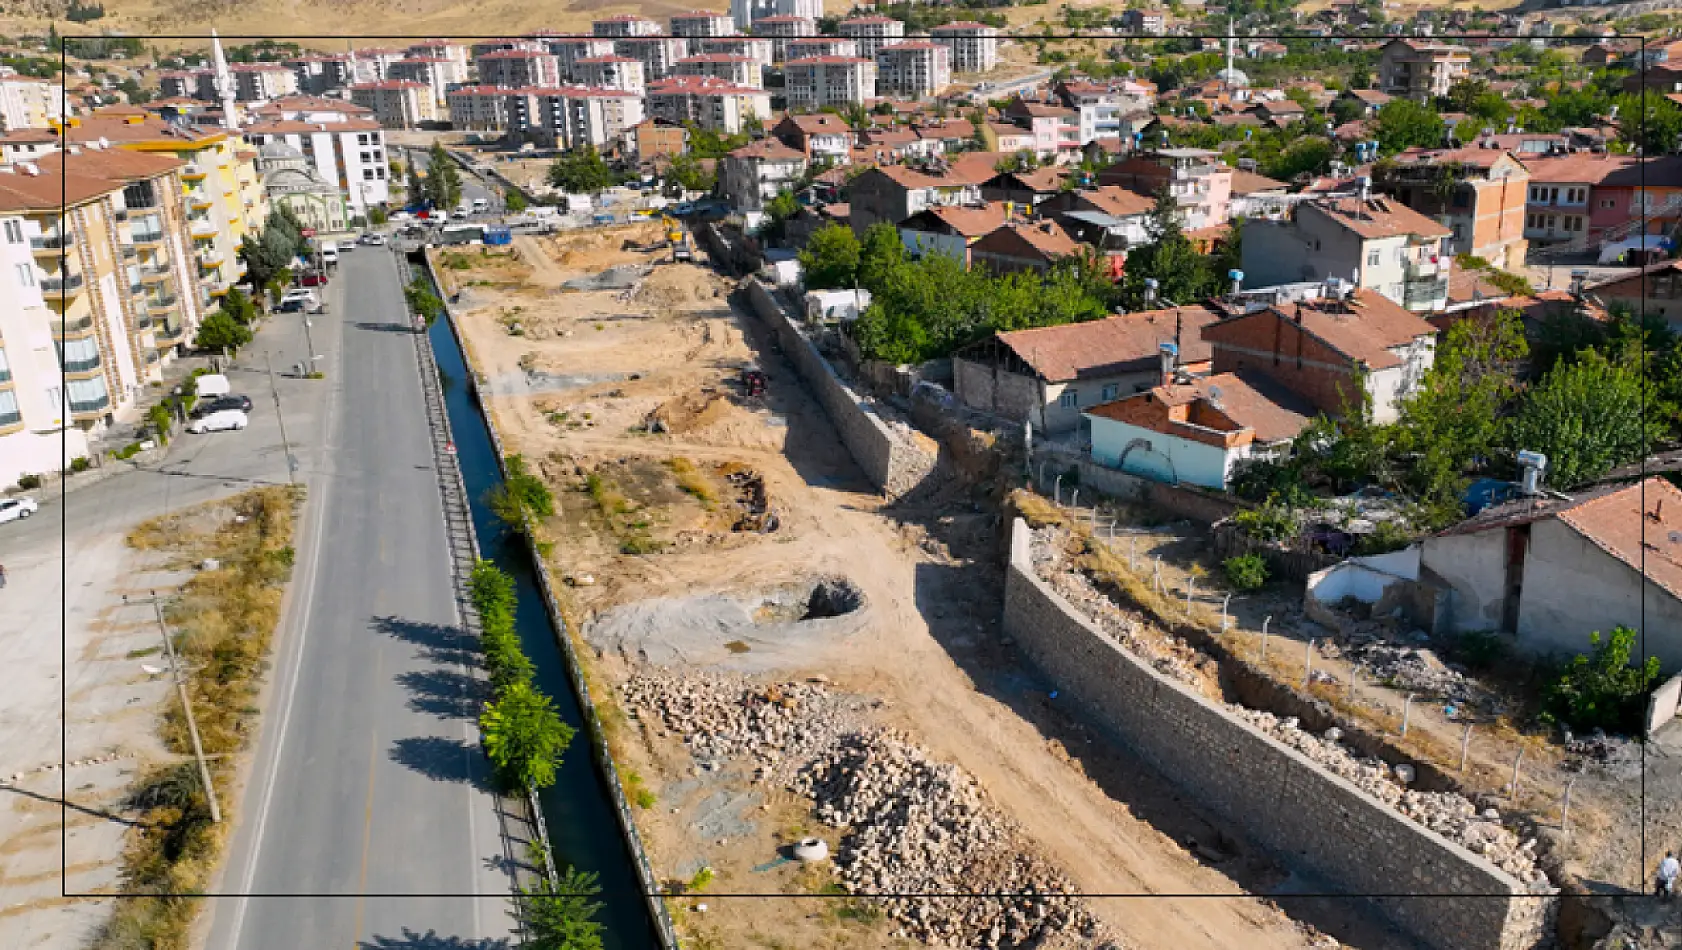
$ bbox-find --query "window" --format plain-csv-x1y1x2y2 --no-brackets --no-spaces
1101,383,1118,401
2,219,21,244
14,263,33,287
363,168,376,180
1367,250,1380,266
1526,213,1538,229
1059,390,1078,408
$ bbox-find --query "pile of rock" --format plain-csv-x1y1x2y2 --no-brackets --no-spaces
1234,710,1550,888
795,730,1113,949
620,669,1117,949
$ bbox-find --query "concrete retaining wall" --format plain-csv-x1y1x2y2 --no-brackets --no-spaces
743,278,936,499
1002,517,1552,950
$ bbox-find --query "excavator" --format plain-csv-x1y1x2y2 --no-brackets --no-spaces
665,215,695,263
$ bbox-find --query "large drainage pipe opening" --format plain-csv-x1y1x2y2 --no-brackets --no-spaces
804,578,864,619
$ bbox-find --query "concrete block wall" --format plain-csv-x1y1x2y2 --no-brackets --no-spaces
743,278,936,499
1002,518,1552,950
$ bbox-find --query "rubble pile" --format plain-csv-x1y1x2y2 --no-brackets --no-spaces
795,731,1113,949
1234,710,1550,888
620,669,1118,949
1325,626,1484,701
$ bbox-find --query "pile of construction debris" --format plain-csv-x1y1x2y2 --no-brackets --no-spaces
1038,552,1214,693
619,670,1115,949
725,468,776,533
1330,635,1480,700
1234,710,1551,888
562,263,650,293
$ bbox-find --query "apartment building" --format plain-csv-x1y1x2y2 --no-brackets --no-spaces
406,39,470,73
1378,147,1530,269
469,38,542,59
446,85,516,132
156,70,204,101
350,80,438,129
287,55,356,96
1119,8,1167,35
753,16,816,63
627,118,688,163
698,36,774,74
1519,153,1636,246
573,56,647,95
1242,194,1454,313
388,56,468,106
719,137,807,211
671,11,737,38
1098,148,1232,229
1377,38,1471,100
840,16,905,60
932,22,999,74
593,15,663,38
51,111,267,304
1056,79,1156,146
674,54,762,89
547,38,618,81
787,37,859,61
646,76,770,134
785,56,875,109
512,87,646,150
476,49,562,89
0,127,57,164
230,63,299,102
353,48,410,81
874,42,951,100
615,36,691,80
0,209,87,485
730,0,822,31
0,72,65,131
242,114,392,215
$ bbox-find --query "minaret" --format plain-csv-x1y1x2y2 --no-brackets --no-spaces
1224,18,1235,93
212,29,239,130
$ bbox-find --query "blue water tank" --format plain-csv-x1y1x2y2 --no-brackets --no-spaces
483,226,512,246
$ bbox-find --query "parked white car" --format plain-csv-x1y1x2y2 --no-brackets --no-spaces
279,289,318,308
186,408,248,433
0,496,38,524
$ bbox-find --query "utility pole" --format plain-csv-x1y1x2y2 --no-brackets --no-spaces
139,592,221,823
266,352,297,486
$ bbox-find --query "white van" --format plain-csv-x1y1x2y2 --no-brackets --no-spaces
320,241,339,265
194,373,231,398
472,197,489,212
186,408,248,434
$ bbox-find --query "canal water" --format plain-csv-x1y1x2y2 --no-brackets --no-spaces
427,297,660,950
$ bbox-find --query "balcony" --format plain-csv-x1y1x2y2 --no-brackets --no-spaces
138,263,172,281
130,226,167,246
63,352,103,375
1403,276,1450,309
198,248,225,268
0,366,11,383
134,313,154,329
1403,258,1443,280
122,245,138,260
30,231,70,256
70,393,111,416
187,192,213,211
182,164,207,180
0,408,20,429
156,322,186,342
113,208,130,221
147,293,179,314
190,219,218,239
42,272,85,296
52,314,95,336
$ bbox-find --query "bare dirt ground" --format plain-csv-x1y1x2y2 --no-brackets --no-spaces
443,232,1357,950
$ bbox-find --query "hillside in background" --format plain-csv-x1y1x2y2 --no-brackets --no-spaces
1,0,702,48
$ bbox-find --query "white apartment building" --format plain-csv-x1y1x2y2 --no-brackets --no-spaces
932,22,999,74
0,210,87,487
388,57,467,106
698,36,774,73
476,49,562,89
157,71,204,101
674,54,762,89
840,16,905,60
719,137,807,211
230,63,299,102
0,127,57,164
671,11,736,38
784,56,875,109
353,48,410,81
349,80,438,129
0,73,65,131
446,85,515,132
753,15,816,63
730,0,822,32
513,87,645,151
875,41,951,99
547,38,617,81
593,15,663,38
287,55,355,95
1057,79,1156,145
787,37,859,61
406,40,470,73
243,115,392,215
574,56,646,95
615,36,691,80
470,38,541,58
646,76,769,134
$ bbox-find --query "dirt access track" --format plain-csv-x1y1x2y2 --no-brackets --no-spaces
438,228,1342,950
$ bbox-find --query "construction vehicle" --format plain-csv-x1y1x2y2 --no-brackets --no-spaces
665,216,695,262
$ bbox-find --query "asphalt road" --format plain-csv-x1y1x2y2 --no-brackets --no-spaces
202,247,514,949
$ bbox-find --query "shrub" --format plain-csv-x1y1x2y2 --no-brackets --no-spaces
1232,495,1297,543
1353,518,1415,556
521,866,604,950
1223,553,1269,591
1542,626,1661,734
70,456,91,473
16,474,41,490
480,680,575,790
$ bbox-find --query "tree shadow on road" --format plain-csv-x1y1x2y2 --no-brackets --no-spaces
359,929,511,949
372,614,479,667
395,668,490,721
388,735,493,792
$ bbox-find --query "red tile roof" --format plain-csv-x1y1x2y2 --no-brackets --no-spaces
980,305,1221,381
1204,288,1437,370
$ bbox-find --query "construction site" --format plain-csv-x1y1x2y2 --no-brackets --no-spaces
429,225,1393,950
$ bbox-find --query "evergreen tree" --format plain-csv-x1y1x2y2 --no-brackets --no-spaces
1118,191,1217,310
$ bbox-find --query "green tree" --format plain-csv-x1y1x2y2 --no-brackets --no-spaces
405,276,444,326
1393,309,1527,503
426,142,463,209
220,286,257,327
1544,626,1661,733
406,161,427,206
765,188,800,223
798,222,861,289
665,151,714,193
1329,96,1365,127
479,680,574,790
1373,98,1446,155
503,189,528,213
1508,350,1659,489
1266,136,1335,181
856,222,907,291
547,144,615,195
486,454,555,537
1615,93,1682,155
1118,191,1217,309
521,866,605,950
194,311,253,355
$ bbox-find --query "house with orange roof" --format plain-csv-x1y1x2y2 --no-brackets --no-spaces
1378,147,1530,270
1421,477,1682,668
897,201,1007,264
1242,194,1454,313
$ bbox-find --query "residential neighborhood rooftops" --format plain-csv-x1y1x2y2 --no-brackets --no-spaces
728,138,804,160
1308,195,1453,241
1086,369,1315,445
0,159,122,211
976,305,1221,382
1206,288,1438,370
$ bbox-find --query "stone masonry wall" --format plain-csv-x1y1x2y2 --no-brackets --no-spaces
1001,518,1551,950
744,278,936,499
